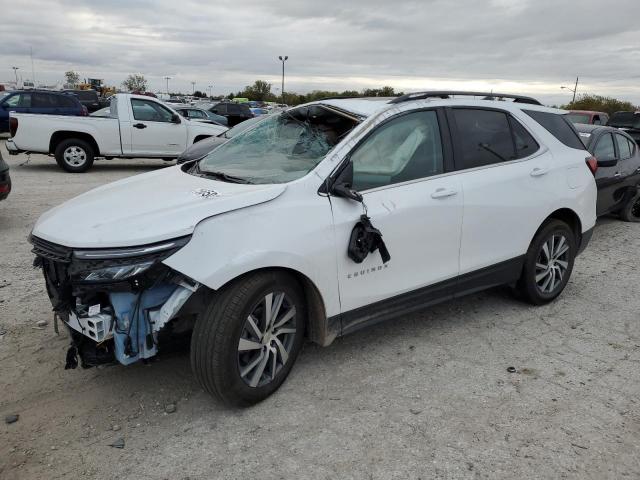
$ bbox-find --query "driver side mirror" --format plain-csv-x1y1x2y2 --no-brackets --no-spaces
171,113,181,123
330,161,363,203
597,157,618,168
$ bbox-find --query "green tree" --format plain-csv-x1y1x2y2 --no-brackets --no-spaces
122,74,148,92
562,94,638,116
239,80,275,101
64,70,80,87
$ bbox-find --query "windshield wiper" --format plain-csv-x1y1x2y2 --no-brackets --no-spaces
191,162,253,184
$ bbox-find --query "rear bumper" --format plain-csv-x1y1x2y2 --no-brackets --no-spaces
5,138,21,155
577,227,594,256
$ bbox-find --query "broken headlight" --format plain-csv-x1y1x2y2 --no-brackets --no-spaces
80,261,155,282
71,236,191,283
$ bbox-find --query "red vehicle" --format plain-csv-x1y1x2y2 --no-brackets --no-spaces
566,110,609,126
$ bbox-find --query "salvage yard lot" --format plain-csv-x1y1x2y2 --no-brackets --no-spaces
1,144,639,480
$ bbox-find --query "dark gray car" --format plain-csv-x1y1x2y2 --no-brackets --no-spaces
575,123,640,220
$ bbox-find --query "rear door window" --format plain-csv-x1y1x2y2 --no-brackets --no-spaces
615,134,632,159
451,108,515,169
593,133,616,161
523,110,585,150
32,93,56,108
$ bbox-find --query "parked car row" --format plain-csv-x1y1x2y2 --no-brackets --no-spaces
28,91,612,407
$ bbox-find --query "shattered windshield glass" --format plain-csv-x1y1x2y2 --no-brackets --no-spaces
197,106,357,184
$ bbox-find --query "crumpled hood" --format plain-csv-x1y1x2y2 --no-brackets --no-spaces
32,165,286,248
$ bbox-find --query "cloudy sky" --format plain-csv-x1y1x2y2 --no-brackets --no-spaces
1,0,639,105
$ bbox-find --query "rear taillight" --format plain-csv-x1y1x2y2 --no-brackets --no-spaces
0,183,10,194
9,117,18,137
80,106,89,116
585,156,598,175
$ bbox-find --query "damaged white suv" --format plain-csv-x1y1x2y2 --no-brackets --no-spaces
31,91,597,406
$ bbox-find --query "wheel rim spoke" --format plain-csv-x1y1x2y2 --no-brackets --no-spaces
238,338,262,351
536,233,570,294
237,290,297,388
249,351,270,387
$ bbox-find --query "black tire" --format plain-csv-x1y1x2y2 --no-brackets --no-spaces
517,219,576,305
191,271,305,407
620,192,640,222
54,138,95,173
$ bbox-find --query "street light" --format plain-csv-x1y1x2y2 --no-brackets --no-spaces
191,81,196,94
208,85,213,98
164,76,171,95
561,76,579,103
278,55,288,104
11,66,19,85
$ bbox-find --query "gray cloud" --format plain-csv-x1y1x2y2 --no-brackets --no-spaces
1,0,639,105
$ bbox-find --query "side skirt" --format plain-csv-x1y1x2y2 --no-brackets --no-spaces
334,256,525,338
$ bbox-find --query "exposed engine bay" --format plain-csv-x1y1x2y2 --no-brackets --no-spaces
31,234,202,369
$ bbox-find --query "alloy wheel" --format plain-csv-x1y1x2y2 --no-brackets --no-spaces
535,234,570,294
237,291,297,388
63,146,87,167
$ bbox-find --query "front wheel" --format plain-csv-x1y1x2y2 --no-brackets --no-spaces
517,219,576,305
191,271,305,407
54,139,95,173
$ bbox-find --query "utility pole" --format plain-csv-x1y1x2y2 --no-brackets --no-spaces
561,76,579,103
164,76,171,95
11,66,19,85
278,56,288,104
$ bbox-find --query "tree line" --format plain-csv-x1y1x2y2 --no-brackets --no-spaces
67,71,640,113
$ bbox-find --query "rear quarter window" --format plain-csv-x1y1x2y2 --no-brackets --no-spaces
524,110,585,150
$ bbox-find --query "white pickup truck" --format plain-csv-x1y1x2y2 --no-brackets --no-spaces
6,93,228,172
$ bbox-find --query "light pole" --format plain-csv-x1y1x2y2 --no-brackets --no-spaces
164,76,171,95
561,76,579,103
278,55,288,104
208,85,213,98
11,66,19,85
191,81,196,94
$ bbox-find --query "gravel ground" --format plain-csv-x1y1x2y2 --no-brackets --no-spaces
1,143,639,480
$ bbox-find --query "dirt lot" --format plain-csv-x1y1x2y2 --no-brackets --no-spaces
1,143,639,480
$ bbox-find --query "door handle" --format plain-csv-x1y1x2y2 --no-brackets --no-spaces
133,123,147,129
530,167,549,177
431,187,458,199
614,172,622,178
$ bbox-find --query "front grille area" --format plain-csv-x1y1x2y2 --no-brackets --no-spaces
30,235,73,263
30,235,73,311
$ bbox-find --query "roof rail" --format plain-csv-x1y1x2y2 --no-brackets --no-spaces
389,91,542,106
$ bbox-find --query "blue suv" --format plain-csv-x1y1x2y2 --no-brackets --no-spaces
0,90,86,132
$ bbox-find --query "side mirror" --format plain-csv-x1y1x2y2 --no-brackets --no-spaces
330,162,363,203
171,113,181,123
597,157,618,168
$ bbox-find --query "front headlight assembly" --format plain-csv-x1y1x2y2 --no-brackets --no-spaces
71,236,191,283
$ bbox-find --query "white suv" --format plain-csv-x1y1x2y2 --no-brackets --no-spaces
30,91,597,406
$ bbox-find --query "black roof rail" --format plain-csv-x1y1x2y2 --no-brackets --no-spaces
389,91,542,106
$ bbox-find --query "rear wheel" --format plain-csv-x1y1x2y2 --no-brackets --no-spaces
191,271,305,407
54,139,95,173
517,219,576,305
620,192,640,222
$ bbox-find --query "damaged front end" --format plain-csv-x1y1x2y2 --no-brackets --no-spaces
30,235,201,369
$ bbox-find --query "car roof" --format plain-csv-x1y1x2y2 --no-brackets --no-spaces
569,110,607,115
311,96,564,118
